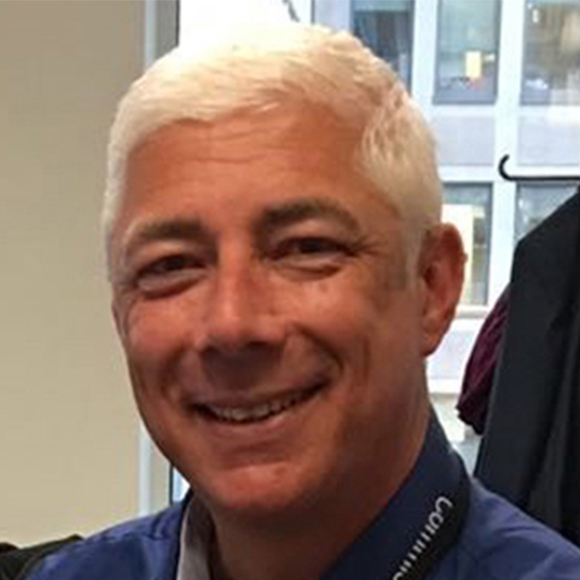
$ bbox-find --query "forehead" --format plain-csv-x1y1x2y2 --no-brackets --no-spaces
126,101,360,186
112,101,399,248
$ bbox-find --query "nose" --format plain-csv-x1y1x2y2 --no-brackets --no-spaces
195,251,286,359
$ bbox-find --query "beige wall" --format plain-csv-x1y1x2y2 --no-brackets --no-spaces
0,0,145,544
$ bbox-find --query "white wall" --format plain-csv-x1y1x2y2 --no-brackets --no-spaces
0,0,145,544
179,0,291,49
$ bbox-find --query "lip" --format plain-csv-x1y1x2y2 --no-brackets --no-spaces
194,380,327,425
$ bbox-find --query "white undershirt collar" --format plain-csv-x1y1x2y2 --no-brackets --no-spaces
176,497,214,580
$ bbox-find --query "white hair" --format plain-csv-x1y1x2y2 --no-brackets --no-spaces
103,23,442,260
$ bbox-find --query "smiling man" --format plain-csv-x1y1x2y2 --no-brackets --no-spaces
27,23,580,580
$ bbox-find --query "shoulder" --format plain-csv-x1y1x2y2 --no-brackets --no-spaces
25,501,185,580
435,479,580,580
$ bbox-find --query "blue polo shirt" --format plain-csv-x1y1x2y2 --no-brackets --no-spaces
27,417,580,580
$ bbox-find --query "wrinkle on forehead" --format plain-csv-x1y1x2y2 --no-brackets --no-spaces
128,100,361,170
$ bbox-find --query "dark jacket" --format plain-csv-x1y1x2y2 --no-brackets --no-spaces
476,190,580,546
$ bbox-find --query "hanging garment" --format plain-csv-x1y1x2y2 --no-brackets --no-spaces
475,190,580,546
457,288,509,434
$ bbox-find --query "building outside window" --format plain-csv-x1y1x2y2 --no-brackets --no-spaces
434,0,501,103
516,183,578,240
522,0,580,104
352,0,414,87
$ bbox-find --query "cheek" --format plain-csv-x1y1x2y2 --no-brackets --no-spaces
290,273,393,345
120,301,191,392
289,279,389,395
120,304,195,451
302,279,423,399
124,294,193,347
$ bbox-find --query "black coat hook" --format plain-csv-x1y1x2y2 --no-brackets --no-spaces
498,155,580,183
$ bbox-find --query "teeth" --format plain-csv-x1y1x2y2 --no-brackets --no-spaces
204,391,310,424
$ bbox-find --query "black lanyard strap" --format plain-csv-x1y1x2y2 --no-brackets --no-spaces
389,463,470,580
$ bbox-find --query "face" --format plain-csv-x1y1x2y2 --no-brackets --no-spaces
110,102,462,525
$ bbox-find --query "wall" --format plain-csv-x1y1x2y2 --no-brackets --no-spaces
0,0,145,544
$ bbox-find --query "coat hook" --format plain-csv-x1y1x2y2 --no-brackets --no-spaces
498,154,580,183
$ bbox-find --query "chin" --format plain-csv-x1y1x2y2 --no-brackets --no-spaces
193,462,324,524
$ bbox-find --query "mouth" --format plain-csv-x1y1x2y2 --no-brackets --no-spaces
196,382,325,425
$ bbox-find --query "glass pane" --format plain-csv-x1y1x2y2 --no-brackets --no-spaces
443,184,491,306
515,184,577,240
435,0,501,103
352,0,414,87
522,0,580,104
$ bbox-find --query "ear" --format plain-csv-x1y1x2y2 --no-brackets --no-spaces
417,224,465,356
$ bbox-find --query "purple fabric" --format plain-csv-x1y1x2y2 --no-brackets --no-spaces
457,289,509,434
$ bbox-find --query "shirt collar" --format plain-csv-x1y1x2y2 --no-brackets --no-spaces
176,497,213,580
320,414,462,580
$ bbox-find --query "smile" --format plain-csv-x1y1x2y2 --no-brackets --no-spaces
198,383,324,424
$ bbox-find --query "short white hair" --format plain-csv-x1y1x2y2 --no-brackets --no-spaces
103,23,442,259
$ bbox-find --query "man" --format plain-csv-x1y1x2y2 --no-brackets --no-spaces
27,23,580,580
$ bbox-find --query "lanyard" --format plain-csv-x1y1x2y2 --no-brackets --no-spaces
389,463,470,580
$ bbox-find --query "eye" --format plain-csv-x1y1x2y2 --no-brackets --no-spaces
135,253,205,296
287,238,344,255
271,236,353,273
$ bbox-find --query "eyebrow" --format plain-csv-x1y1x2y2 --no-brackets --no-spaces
256,197,362,237
119,197,361,263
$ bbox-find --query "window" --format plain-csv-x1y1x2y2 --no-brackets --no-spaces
516,184,578,240
352,0,414,88
522,0,580,104
443,184,491,306
429,183,492,452
435,0,501,103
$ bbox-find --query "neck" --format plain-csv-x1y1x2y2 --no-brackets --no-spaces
209,403,430,580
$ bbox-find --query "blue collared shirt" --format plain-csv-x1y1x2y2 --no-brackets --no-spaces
27,417,580,580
